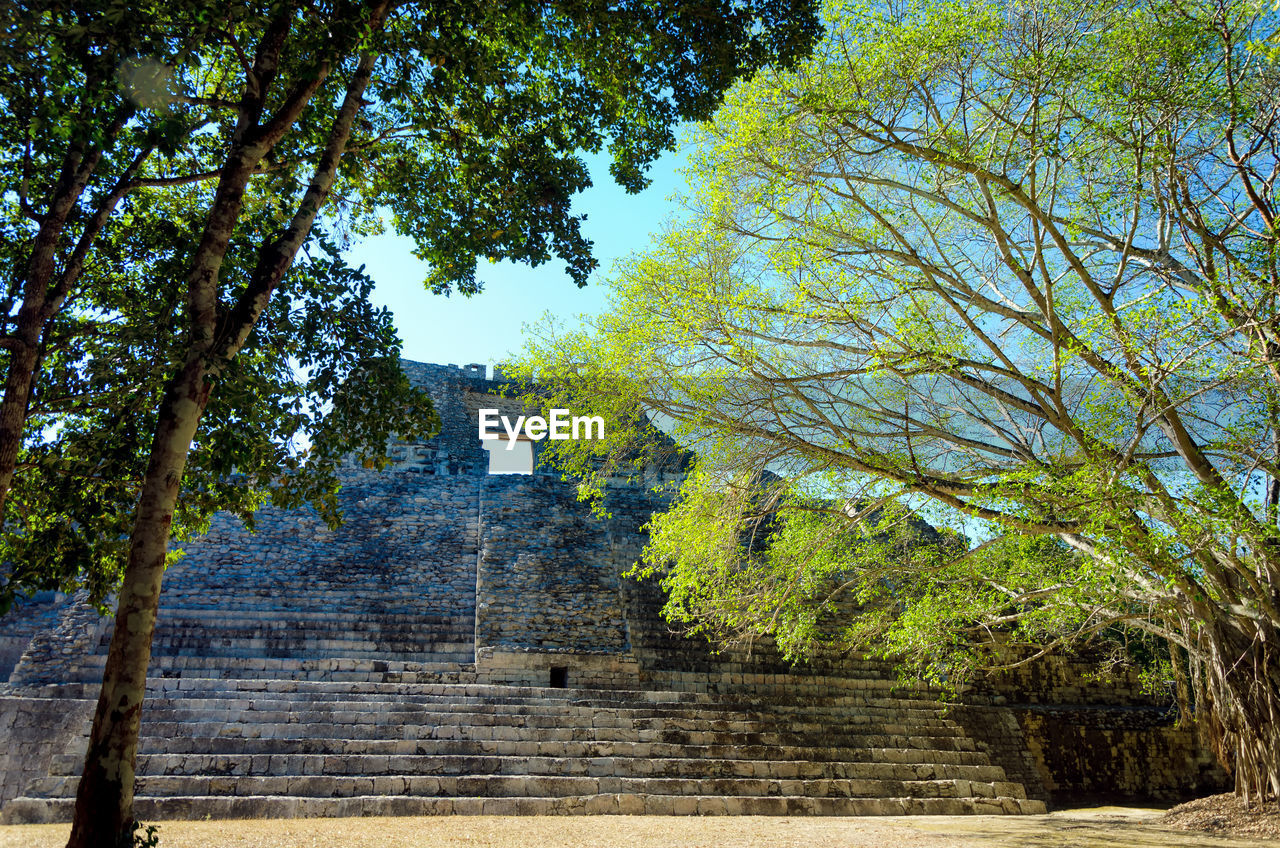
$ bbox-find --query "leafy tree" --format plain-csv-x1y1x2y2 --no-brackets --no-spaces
516,0,1280,804
1,1,823,845
0,0,240,524
0,167,431,612
2,222,433,611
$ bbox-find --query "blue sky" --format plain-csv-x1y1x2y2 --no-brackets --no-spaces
344,148,690,371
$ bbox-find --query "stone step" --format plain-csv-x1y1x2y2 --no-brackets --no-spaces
149,610,475,629
65,666,483,686
133,712,961,740
145,621,472,636
143,635,474,651
121,752,1004,783
649,676,924,697
131,719,974,751
142,620,473,636
134,649,479,663
132,701,961,730
134,689,951,712
145,632,473,644
31,678,957,713
142,654,479,667
137,681,951,707
143,626,473,642
628,646,878,674
75,656,478,674
145,742,977,773
123,734,977,764
138,645,477,662
154,698,949,724
143,611,473,626
139,678,954,710
0,792,1048,823
148,625,474,637
130,715,965,746
83,654,919,697
25,772,1025,803
144,635,476,648
156,596,475,614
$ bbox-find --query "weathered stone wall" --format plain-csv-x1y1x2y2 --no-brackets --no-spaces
0,697,93,807
385,361,494,476
966,653,1160,706
8,594,110,687
955,703,1228,805
956,655,1230,804
475,647,642,689
0,594,71,683
950,706,1049,801
1014,706,1226,803
476,476,630,654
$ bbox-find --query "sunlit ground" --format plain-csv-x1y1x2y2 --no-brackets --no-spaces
1,808,1273,848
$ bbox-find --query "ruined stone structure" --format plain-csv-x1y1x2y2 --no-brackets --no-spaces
0,362,1225,822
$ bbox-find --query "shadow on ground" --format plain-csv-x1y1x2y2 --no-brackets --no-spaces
909,808,1266,847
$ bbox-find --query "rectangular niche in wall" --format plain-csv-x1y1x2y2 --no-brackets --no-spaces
549,666,568,688
483,437,534,474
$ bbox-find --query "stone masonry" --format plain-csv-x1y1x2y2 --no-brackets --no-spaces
0,361,1225,821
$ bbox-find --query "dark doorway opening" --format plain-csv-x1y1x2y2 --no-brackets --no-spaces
549,666,568,688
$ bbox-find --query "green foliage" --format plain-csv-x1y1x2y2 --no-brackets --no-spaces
124,821,160,848
0,221,437,614
0,0,823,613
319,0,823,294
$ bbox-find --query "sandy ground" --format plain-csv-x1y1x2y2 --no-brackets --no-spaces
2,809,1276,848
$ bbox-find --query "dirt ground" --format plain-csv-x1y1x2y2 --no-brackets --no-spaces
1162,793,1280,840
2,807,1278,848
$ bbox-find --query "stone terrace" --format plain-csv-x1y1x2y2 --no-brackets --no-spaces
3,674,1041,821
0,362,1221,820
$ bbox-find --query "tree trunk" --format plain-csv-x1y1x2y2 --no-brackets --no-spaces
0,105,128,520
60,10,385,844
0,324,43,515
64,357,211,848
1202,612,1280,806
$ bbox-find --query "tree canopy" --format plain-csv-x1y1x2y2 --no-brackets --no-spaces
515,0,1280,803
1,2,825,844
0,0,826,611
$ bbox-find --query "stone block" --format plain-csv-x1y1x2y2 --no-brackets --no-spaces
584,794,618,814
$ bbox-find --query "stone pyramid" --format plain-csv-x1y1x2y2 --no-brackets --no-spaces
0,362,1223,821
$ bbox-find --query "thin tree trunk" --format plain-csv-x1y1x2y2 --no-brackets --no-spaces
0,142,148,521
0,320,44,513
0,133,112,517
64,357,211,848
62,7,386,842
59,90,272,848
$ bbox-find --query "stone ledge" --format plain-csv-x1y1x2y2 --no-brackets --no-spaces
0,792,1047,824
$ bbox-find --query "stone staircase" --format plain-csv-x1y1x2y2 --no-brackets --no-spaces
2,675,1043,822
0,362,1224,815
0,411,1044,821
79,607,478,682
1,502,1047,822
2,547,1047,822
